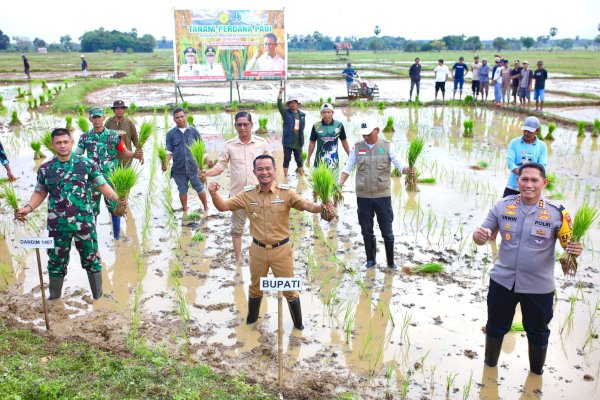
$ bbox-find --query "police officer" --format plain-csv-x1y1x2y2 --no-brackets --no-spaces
339,118,410,269
473,163,583,375
75,107,140,240
15,128,126,300
208,154,333,330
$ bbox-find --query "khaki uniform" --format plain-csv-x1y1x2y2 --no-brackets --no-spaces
226,182,306,300
105,116,139,166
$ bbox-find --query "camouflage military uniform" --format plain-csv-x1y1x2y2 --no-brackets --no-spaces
35,153,106,277
0,140,9,166
75,127,120,215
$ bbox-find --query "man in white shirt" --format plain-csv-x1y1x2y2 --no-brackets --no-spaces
178,47,202,78
434,59,450,101
253,33,285,71
471,56,481,99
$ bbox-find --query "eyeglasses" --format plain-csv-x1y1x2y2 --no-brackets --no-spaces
264,43,277,46
235,123,251,128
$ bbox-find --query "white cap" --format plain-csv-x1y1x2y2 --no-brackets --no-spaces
358,118,379,135
80,54,85,58
522,116,540,132
320,103,334,112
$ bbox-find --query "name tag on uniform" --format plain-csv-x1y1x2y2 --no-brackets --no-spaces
271,199,285,204
249,202,259,205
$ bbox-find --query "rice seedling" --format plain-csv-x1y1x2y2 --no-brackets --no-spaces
256,116,268,134
41,80,48,89
191,231,206,242
182,101,189,113
462,371,473,400
184,211,202,221
536,130,544,140
582,298,599,351
378,102,385,110
42,131,55,155
77,104,85,116
384,360,396,398
463,95,475,106
38,94,45,105
368,339,386,377
187,139,207,180
405,137,424,192
545,122,557,140
546,173,558,192
53,86,61,95
33,98,38,109
128,102,137,115
417,177,436,184
319,97,323,106
186,115,194,127
400,368,412,400
400,311,413,344
307,163,338,221
412,262,444,274
64,114,73,131
383,116,395,132
359,327,374,360
46,90,53,101
137,120,153,149
559,203,599,276
30,141,45,160
156,146,168,170
302,151,307,163
0,95,3,109
27,99,33,110
391,167,402,177
463,119,474,137
77,114,89,132
593,119,600,138
107,165,142,216
446,373,458,395
577,121,586,138
16,87,25,98
63,80,69,88
560,294,578,334
1,184,20,211
342,302,355,344
327,97,332,104
510,321,525,332
9,111,21,126
230,100,239,111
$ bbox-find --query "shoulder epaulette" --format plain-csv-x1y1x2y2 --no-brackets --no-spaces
243,185,256,192
276,183,290,190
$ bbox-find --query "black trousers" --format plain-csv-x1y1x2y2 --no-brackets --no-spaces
486,279,554,346
357,196,394,245
283,146,302,169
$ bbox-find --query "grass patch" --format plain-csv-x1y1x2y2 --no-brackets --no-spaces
0,320,275,399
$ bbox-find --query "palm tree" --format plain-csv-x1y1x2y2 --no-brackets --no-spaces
374,26,381,36
549,27,558,50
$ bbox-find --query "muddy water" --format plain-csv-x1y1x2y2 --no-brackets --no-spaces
545,107,600,123
1,107,599,399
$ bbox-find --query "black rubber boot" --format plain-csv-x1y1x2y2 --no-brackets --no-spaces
287,297,304,330
385,241,396,269
528,344,548,375
47,277,64,300
87,271,103,300
364,239,376,268
246,296,262,324
484,335,504,367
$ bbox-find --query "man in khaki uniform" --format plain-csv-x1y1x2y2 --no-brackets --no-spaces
105,100,140,166
203,112,270,264
208,154,333,330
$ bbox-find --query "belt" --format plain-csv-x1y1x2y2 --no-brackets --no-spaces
252,238,289,249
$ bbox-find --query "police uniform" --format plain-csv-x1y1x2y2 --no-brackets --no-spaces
226,182,307,329
36,153,105,299
480,194,571,374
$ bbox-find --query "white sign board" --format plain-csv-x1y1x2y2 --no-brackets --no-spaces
19,237,55,249
260,277,303,292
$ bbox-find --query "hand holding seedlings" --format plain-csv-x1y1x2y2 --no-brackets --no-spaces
208,181,221,194
473,226,492,243
565,241,583,257
14,204,33,221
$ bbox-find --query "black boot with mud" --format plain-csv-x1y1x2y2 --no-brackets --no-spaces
528,344,548,375
246,296,262,324
385,241,396,269
47,277,64,300
364,239,376,269
87,271,103,300
287,297,304,330
484,335,503,367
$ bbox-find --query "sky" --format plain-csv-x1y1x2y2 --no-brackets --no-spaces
2,0,599,43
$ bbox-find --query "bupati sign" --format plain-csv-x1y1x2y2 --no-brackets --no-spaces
259,277,303,292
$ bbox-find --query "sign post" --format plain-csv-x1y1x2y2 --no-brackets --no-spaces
19,237,54,331
259,277,303,388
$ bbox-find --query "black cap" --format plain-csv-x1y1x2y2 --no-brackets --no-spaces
111,100,128,109
183,47,197,55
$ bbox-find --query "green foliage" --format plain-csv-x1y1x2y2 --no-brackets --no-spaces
137,120,153,148
407,137,424,168
65,114,73,130
77,104,85,116
478,161,489,169
41,80,48,89
46,89,53,101
186,114,194,127
308,162,336,203
302,151,307,162
156,146,167,166
128,102,138,115
187,139,206,170
0,95,3,109
77,114,89,132
230,100,239,111
9,111,20,125
191,231,207,242
545,122,556,140
15,87,25,98
185,211,202,221
79,29,156,52
463,119,474,137
378,101,385,110
593,119,600,137
383,116,395,132
256,117,268,134
391,167,402,177
182,101,189,113
1,184,19,210
577,121,586,137
108,165,141,200
571,203,600,242
413,262,444,274
417,177,436,184
30,141,45,159
463,95,475,106
27,99,33,110
42,131,55,154
546,173,557,192
38,94,45,105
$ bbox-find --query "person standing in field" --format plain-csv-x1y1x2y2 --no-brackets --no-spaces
519,61,534,108
501,60,512,105
478,58,490,102
208,155,333,330
408,57,421,101
338,118,411,270
510,60,523,105
105,100,139,167
164,107,209,213
533,61,548,113
80,55,88,80
202,112,271,265
451,56,469,100
342,62,357,92
15,128,126,301
492,60,503,106
22,53,30,80
434,59,450,101
305,103,351,173
277,86,305,179
473,163,582,376
471,56,481,100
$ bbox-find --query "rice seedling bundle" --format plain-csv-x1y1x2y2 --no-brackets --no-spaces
469,160,489,170
1,184,20,211
405,137,424,192
187,139,206,181
42,131,55,155
412,262,444,274
545,122,556,141
137,120,153,149
182,101,189,113
77,104,85,116
38,94,45,105
417,177,436,184
510,322,524,332
301,151,307,163
191,231,206,242
63,80,69,88
16,88,24,98
463,119,474,137
27,99,33,110
128,103,137,115
187,115,194,127
577,121,585,138
9,111,20,126
0,95,3,108
536,130,543,140
46,90,53,101
391,167,402,177
77,115,89,132
593,119,600,137
256,117,268,134
41,80,48,89
463,95,475,106
30,141,45,160
185,211,202,221
383,116,395,132
65,115,73,131
378,102,385,110
108,165,141,216
559,203,599,276
545,173,557,192
308,163,338,221
156,147,168,169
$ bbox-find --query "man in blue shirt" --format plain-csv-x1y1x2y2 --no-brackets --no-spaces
503,116,547,197
452,56,468,100
341,63,356,92
478,58,490,102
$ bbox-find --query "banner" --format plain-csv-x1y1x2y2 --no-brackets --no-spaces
173,9,286,82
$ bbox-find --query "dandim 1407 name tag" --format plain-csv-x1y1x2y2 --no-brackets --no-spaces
259,277,303,292
19,237,55,249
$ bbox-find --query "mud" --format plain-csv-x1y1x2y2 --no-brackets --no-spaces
544,107,600,123
1,95,600,398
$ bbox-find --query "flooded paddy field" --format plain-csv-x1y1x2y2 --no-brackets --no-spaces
1,98,599,399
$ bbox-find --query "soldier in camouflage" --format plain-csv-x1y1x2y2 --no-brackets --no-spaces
0,139,16,181
15,128,126,300
75,107,141,240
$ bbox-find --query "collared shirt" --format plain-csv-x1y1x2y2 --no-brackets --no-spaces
342,140,404,176
213,135,271,197
255,54,285,71
75,127,120,178
226,182,306,244
481,195,565,294
105,116,139,165
166,125,202,175
506,136,548,190
472,63,481,81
